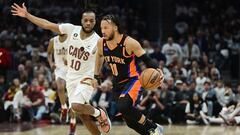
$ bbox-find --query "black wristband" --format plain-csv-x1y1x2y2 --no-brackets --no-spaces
138,53,158,69
94,75,102,84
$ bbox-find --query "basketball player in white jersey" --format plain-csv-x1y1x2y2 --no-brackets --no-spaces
11,3,111,134
47,34,79,135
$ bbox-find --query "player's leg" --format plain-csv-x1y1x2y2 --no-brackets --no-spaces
116,79,163,135
68,109,77,135
78,114,101,135
69,81,111,133
56,77,68,123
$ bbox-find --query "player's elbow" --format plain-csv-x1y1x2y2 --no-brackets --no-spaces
42,22,57,32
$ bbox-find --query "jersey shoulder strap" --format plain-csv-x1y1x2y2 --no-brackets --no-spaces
119,34,128,46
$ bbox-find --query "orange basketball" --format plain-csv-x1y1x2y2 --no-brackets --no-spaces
139,68,164,90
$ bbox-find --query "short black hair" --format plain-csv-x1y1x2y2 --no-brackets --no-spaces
81,8,96,19
101,14,122,33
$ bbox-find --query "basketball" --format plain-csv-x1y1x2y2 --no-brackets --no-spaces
139,68,164,90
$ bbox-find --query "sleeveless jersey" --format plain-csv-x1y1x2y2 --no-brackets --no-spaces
103,35,140,82
53,36,68,70
66,26,100,80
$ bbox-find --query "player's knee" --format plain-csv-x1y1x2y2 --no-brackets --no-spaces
57,86,65,93
69,108,75,118
117,96,132,114
71,103,84,113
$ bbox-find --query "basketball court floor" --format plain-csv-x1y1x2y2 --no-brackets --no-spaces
0,123,239,135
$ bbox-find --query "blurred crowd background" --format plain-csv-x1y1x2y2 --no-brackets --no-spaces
0,0,240,125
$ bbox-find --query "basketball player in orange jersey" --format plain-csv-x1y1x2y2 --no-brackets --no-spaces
93,14,164,135
11,3,111,134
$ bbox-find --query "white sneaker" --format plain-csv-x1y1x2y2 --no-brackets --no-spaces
200,111,209,125
150,124,164,135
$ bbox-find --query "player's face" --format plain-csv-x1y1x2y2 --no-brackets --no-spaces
81,12,96,33
100,20,115,41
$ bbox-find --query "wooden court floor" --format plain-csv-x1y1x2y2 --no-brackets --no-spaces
0,124,239,135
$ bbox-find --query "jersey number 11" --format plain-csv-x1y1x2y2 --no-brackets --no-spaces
109,63,118,76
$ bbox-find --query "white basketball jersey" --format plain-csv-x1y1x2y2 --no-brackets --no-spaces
66,26,100,80
53,36,68,70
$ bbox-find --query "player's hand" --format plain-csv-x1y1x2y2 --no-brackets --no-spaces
11,3,28,18
91,78,99,89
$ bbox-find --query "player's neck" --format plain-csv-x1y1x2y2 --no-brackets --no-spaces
80,29,94,40
59,35,67,43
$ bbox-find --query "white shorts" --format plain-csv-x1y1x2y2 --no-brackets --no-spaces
55,68,67,81
66,76,94,108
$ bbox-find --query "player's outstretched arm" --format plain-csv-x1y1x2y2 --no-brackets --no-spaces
11,3,61,34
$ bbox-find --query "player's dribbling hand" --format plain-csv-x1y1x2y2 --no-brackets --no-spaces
11,3,28,18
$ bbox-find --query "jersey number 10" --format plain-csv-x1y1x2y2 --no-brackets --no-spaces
109,63,118,76
70,59,81,70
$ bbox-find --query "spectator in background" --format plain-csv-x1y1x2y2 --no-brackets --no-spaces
214,82,235,116
172,81,191,123
194,30,209,56
185,92,208,124
182,36,201,64
17,64,28,84
195,70,208,94
42,80,56,113
189,81,197,96
166,77,175,92
159,60,171,81
162,37,183,66
150,46,166,63
187,70,198,84
187,60,200,78
172,63,188,81
37,74,46,91
27,79,46,121
2,78,20,122
202,80,217,117
210,67,221,81
2,85,16,122
142,40,154,55
214,80,225,103
25,60,34,82
12,83,32,122
141,83,173,124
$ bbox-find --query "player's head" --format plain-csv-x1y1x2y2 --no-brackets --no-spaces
81,9,96,33
167,37,173,44
100,14,121,41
